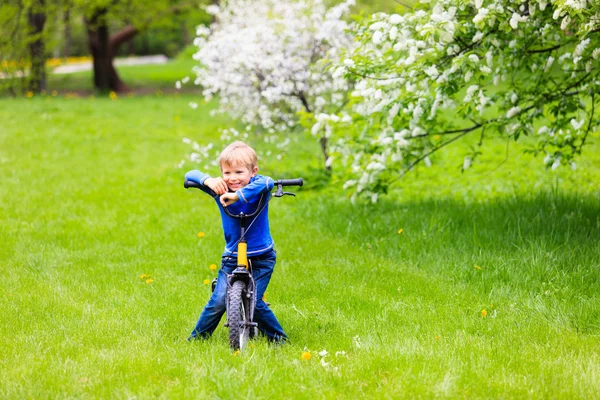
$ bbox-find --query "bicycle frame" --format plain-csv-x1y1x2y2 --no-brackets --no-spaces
220,193,269,334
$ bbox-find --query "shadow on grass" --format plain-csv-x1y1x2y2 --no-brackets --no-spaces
302,191,600,332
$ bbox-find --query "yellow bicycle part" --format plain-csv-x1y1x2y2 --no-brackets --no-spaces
237,241,249,269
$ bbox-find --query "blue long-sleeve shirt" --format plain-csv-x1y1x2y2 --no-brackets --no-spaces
185,170,275,257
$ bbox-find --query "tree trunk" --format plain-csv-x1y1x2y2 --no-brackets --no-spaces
27,0,47,93
320,136,331,171
87,9,138,93
63,8,71,58
211,0,220,25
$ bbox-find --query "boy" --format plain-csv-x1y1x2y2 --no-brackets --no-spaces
185,141,287,343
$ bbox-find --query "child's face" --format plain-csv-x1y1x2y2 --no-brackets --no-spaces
221,162,258,191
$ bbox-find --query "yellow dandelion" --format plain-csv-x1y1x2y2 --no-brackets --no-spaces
301,351,311,361
397,228,404,234
233,350,240,357
146,279,153,284
209,264,217,271
203,279,210,285
51,90,57,96
481,309,487,318
109,91,117,100
140,274,147,279
435,335,441,340
262,293,267,301
474,265,482,270
25,91,33,98
197,232,205,238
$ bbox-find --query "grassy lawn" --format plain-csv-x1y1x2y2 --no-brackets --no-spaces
1,87,599,397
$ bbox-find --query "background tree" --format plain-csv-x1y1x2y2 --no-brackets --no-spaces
328,0,599,200
188,0,356,168
27,0,47,92
74,0,204,92
0,0,59,95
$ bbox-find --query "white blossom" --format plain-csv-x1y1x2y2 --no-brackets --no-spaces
551,157,561,170
463,156,472,170
506,106,521,118
570,119,584,130
510,13,528,29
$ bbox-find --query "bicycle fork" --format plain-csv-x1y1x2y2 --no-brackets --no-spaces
224,238,258,333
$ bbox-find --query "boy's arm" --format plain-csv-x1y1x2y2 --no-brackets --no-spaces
185,170,228,197
236,175,274,204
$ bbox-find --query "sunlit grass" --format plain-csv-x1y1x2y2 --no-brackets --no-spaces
0,95,599,398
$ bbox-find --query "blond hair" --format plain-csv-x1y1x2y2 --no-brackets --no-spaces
218,141,258,171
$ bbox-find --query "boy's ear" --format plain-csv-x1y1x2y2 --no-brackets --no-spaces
252,166,259,176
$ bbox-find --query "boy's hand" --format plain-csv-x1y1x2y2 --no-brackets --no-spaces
204,177,228,195
220,192,239,207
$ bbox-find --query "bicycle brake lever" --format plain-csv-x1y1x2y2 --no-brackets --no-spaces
273,184,296,197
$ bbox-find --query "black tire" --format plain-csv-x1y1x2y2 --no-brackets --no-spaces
228,280,251,350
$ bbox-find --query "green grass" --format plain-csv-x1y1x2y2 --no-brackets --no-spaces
1,89,599,398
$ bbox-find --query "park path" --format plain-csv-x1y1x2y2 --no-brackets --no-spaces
52,55,168,74
0,55,168,79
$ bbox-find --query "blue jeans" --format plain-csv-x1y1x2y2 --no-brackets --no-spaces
189,249,287,342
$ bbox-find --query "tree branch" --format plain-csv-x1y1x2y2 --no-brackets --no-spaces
297,90,312,113
393,0,413,10
579,91,595,152
527,43,563,54
110,25,138,49
394,129,473,181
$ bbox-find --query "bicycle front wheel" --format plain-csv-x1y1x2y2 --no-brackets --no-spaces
228,280,251,350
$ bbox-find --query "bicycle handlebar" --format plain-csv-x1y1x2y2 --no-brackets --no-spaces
184,178,303,190
184,180,202,189
273,178,303,187
184,177,303,219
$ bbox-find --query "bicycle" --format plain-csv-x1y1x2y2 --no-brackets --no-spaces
185,178,303,350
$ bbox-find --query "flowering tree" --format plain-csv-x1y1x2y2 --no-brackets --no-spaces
188,0,355,168
329,0,599,200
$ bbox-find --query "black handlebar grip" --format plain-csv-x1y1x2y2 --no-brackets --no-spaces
276,178,303,187
184,180,202,189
